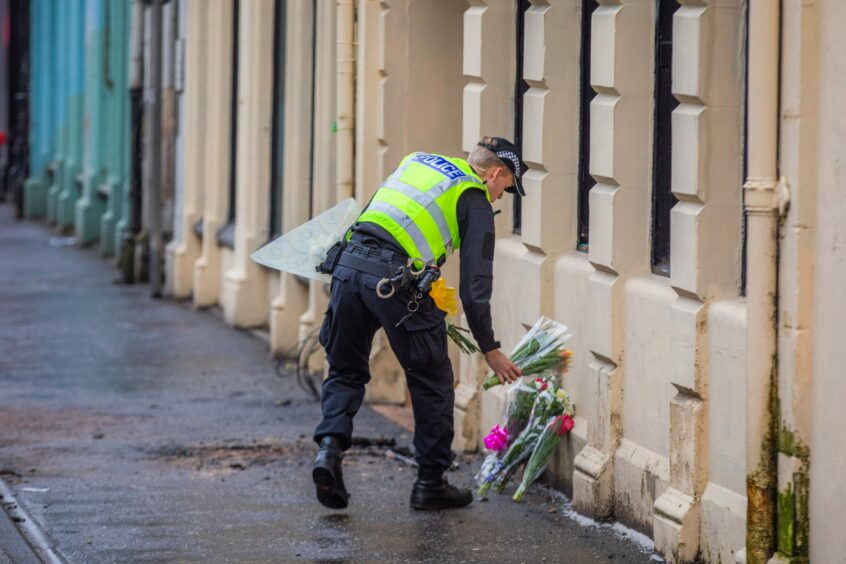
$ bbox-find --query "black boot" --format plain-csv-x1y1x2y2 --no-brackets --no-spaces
313,436,349,509
410,467,473,510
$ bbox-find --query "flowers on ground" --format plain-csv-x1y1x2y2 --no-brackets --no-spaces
512,413,575,501
449,315,578,501
503,382,538,440
475,373,575,501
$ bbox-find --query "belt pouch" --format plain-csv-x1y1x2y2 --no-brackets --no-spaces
316,240,347,275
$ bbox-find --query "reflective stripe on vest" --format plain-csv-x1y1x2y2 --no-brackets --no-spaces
381,178,453,256
365,200,435,263
358,153,488,264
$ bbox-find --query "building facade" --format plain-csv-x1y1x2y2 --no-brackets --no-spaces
14,0,846,562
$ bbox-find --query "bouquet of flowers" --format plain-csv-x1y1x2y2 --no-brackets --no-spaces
474,383,537,498
489,380,566,495
476,376,574,499
502,381,540,442
482,317,572,390
430,278,481,354
512,412,575,501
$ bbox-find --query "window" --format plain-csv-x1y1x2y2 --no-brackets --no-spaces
218,0,240,248
268,0,287,238
577,0,599,252
650,0,679,276
512,0,531,235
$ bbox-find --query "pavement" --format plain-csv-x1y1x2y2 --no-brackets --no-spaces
0,203,659,563
0,495,38,564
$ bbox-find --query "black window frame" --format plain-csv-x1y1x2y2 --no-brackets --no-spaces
217,0,240,249
512,0,531,235
268,0,287,239
740,3,749,296
650,0,679,276
577,0,599,252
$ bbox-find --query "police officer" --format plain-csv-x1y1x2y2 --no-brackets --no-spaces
313,137,525,510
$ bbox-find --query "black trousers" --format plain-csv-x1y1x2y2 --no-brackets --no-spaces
313,245,454,471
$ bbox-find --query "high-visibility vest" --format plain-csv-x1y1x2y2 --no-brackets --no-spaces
356,152,491,265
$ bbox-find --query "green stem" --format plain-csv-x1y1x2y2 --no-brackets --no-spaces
513,484,527,502
476,481,493,499
482,374,502,390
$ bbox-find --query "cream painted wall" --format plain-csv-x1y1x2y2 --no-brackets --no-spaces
221,0,274,329
166,0,206,300
653,2,745,557
773,1,818,560
809,1,846,560
700,299,747,564
463,0,517,237
405,1,465,159
574,0,654,527
705,303,748,495
193,0,235,309
546,254,593,496
172,0,312,355
617,276,674,534
269,0,315,356
623,277,674,458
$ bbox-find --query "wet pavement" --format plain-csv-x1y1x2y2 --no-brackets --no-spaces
0,492,38,563
0,204,659,563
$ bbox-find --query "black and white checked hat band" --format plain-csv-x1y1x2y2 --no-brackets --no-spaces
494,149,522,178
477,137,527,196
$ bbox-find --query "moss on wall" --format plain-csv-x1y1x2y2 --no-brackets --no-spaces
775,420,810,562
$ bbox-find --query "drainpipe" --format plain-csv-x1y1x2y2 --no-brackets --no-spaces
742,0,781,561
336,0,355,201
147,0,164,297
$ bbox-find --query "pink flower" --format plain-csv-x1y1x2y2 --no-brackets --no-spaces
535,378,548,391
483,424,510,452
551,414,575,436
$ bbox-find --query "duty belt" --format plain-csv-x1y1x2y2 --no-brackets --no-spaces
336,249,409,279
336,244,442,327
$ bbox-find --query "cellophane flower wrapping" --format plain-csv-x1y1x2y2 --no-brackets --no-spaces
475,452,505,499
491,383,564,494
476,376,575,500
502,381,538,441
475,382,538,499
482,316,572,390
512,410,575,501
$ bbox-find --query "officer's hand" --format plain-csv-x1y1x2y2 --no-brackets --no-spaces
484,349,522,385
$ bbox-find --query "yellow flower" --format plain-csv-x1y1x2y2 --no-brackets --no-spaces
430,278,459,317
556,388,567,402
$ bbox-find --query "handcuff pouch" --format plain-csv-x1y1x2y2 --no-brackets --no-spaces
316,240,347,275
